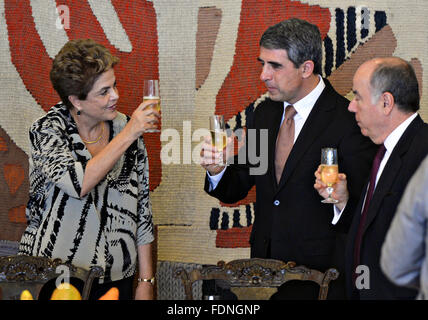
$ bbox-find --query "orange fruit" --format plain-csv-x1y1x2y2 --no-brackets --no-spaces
98,287,119,300
50,283,82,300
20,289,34,300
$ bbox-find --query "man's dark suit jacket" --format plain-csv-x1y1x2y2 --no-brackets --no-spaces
205,80,377,299
344,115,428,300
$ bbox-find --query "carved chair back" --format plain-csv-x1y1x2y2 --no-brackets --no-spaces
174,258,339,300
0,255,104,300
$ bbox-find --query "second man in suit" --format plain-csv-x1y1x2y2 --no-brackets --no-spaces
315,56,428,299
200,18,377,299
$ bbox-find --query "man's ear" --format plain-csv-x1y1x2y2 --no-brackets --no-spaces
301,60,315,78
382,92,394,115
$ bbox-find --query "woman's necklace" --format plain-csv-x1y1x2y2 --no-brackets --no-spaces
81,122,104,144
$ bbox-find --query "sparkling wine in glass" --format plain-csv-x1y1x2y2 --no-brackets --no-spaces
143,79,160,132
321,148,339,204
209,115,227,166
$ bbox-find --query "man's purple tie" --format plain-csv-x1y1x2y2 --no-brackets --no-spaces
275,105,297,184
352,144,387,285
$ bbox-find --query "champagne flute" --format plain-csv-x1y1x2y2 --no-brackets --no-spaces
209,115,227,166
143,79,160,132
320,148,339,204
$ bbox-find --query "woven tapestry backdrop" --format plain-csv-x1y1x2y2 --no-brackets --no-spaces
1,0,427,268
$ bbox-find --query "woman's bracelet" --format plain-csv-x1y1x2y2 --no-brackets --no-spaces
137,276,155,285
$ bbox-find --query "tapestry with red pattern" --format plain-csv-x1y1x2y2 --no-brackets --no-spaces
0,1,426,263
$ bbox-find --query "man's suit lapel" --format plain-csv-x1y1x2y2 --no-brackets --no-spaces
362,116,424,234
276,82,336,191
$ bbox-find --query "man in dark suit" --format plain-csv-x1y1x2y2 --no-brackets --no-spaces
200,18,376,299
315,56,428,299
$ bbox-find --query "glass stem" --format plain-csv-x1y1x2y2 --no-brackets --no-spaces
327,187,333,199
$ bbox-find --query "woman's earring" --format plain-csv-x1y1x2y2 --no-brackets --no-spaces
77,110,81,116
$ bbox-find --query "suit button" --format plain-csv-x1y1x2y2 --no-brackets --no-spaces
273,200,280,206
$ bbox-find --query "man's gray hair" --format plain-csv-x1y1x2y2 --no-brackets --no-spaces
259,18,322,75
370,59,420,112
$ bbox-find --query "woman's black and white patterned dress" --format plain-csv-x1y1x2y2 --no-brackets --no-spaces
18,103,154,283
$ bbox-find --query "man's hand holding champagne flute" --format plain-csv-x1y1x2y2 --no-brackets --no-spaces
314,148,349,211
200,115,237,176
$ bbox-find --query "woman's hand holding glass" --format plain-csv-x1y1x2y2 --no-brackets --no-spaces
143,80,161,132
128,99,161,137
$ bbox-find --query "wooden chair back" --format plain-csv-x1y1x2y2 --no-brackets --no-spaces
174,258,339,300
0,255,104,300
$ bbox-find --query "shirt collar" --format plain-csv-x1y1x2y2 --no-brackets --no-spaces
383,113,418,154
283,75,325,120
